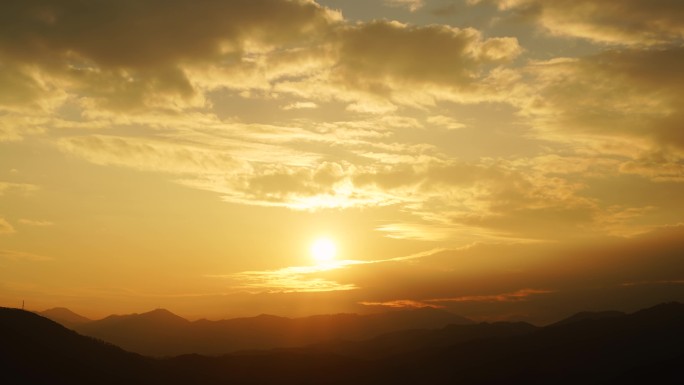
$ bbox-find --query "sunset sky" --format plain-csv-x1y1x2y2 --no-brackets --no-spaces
1,0,683,324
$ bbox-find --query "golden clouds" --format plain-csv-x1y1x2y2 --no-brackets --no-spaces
221,263,358,293
335,21,520,88
324,21,521,111
0,0,523,146
0,0,338,68
0,182,39,196
0,249,52,261
384,0,425,12
0,218,15,234
58,135,245,175
351,227,684,321
2,0,683,260
0,0,339,117
516,48,684,185
360,288,554,309
490,0,684,46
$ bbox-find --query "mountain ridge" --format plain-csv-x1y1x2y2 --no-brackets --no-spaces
2,302,683,385
72,306,473,356
39,307,92,329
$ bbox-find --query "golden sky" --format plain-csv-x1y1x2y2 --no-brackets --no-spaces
1,0,683,324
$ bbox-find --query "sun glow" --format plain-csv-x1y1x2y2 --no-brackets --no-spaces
310,238,337,264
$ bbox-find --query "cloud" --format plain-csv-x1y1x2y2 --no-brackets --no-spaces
282,101,318,110
344,225,684,322
0,0,341,116
6,0,673,242
359,288,553,308
18,219,54,226
215,249,441,294
375,223,466,241
59,127,618,240
358,299,442,309
512,48,684,180
0,182,39,196
217,263,358,294
0,249,52,261
0,0,339,68
426,115,466,130
489,0,684,46
620,280,684,287
0,0,525,149
384,0,425,12
0,1,509,132
425,288,554,303
58,135,248,174
0,218,15,234
330,21,521,104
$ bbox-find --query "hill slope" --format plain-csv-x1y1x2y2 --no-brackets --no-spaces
0,308,154,385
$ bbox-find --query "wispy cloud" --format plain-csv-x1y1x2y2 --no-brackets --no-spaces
0,182,39,196
384,0,425,12
426,288,555,303
358,299,444,309
0,218,15,235
212,249,444,293
620,280,684,287
18,219,54,227
360,289,555,308
282,101,318,110
0,249,53,261
491,0,684,46
211,262,359,293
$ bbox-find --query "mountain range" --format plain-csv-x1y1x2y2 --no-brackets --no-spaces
1,303,681,384
40,307,472,356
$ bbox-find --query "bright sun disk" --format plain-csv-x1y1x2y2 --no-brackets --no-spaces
311,238,337,264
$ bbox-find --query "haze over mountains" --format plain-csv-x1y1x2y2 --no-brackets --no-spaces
40,307,472,356
3,302,683,385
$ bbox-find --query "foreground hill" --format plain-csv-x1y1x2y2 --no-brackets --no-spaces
73,307,472,356
0,308,154,385
2,302,682,384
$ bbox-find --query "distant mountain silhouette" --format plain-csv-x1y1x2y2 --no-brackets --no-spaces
73,307,472,356
296,321,538,359
377,302,684,385
39,307,92,329
3,302,682,384
74,308,192,357
551,310,626,326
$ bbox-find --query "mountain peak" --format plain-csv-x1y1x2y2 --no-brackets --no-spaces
39,307,91,327
137,308,189,323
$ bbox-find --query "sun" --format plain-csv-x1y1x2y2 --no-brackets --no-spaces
310,238,337,264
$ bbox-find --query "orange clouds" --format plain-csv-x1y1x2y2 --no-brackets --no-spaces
1,0,683,321
360,289,554,309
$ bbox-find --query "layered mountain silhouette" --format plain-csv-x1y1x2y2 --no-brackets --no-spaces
550,310,625,326
71,307,472,356
1,303,682,385
295,320,538,359
39,307,92,329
